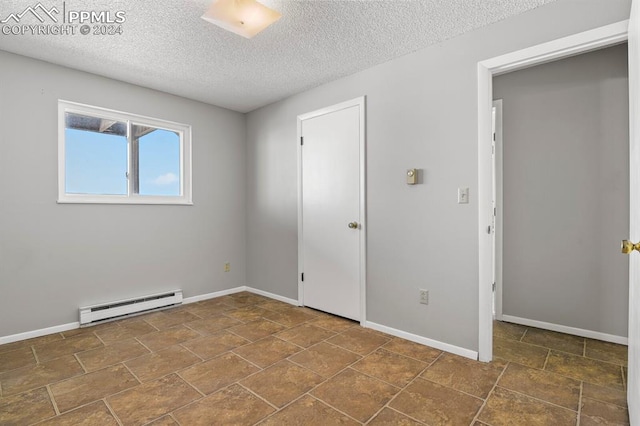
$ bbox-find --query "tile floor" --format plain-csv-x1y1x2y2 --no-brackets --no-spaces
0,292,630,425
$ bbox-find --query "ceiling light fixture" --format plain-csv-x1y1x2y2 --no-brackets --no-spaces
201,0,281,39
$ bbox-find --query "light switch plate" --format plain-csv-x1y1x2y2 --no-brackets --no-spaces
458,187,469,204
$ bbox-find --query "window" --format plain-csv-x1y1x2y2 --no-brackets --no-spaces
58,101,192,204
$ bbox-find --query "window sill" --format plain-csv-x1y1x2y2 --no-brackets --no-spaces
57,195,193,205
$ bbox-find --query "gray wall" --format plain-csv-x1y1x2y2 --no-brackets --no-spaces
493,44,629,337
246,0,631,351
0,51,247,337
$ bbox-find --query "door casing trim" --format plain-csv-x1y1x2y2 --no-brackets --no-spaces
477,20,629,362
297,96,367,325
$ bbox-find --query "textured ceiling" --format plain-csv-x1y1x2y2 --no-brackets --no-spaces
0,0,556,112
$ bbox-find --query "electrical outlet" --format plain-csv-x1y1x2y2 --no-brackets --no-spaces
419,289,429,305
224,262,231,272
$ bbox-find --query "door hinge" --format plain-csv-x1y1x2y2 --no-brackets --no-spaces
300,137,304,146
494,207,496,217
493,132,496,141
492,282,496,292
301,273,304,282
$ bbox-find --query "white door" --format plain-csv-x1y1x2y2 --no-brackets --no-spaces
626,2,639,420
298,98,365,321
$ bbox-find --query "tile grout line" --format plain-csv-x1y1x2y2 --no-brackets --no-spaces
45,384,61,416
494,383,582,413
122,348,206,384
133,336,154,353
31,345,40,365
469,360,509,425
103,398,125,426
365,350,447,424
319,339,380,359
120,362,144,386
40,395,123,421
307,320,359,334
379,340,444,365
73,353,88,373
576,381,584,426
138,377,208,423
520,327,528,342
501,324,627,366
542,349,551,370
249,392,306,424
236,382,280,411
342,365,403,393
168,413,181,426
419,375,497,402
539,350,627,389
285,337,389,424
175,370,207,398
374,406,428,425
299,391,364,425
93,333,108,346
231,347,282,371
178,342,206,362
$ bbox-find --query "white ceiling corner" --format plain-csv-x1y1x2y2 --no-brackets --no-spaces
0,0,557,112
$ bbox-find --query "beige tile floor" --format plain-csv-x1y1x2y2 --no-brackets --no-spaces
0,292,629,425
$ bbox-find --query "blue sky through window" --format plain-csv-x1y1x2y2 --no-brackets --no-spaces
65,126,181,197
65,128,127,195
138,128,181,196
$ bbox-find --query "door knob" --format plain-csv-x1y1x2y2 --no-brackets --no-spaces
348,222,359,229
621,240,640,254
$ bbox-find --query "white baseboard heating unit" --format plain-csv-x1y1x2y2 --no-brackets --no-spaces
79,290,183,325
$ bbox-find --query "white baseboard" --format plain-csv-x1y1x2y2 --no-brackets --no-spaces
501,315,628,345
182,286,247,304
0,286,249,345
182,286,299,306
0,286,482,362
245,287,300,306
0,322,80,345
365,321,478,360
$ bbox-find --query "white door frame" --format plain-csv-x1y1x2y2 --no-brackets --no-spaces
492,99,504,321
297,96,367,325
477,21,629,362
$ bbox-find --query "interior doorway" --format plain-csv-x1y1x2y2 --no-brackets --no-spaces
477,20,630,362
478,18,637,417
490,44,629,343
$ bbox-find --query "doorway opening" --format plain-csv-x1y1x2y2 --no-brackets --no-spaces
477,21,629,362
490,43,629,350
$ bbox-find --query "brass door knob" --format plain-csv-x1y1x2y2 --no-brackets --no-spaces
348,222,359,229
621,240,640,254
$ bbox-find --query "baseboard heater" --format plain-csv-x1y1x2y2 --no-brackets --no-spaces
79,290,183,326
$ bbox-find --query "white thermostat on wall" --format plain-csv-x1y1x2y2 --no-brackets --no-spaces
407,168,418,185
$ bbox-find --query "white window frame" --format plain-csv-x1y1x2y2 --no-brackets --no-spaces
58,100,193,205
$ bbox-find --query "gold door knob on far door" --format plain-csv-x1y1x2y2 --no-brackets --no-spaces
621,240,640,254
348,222,359,229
